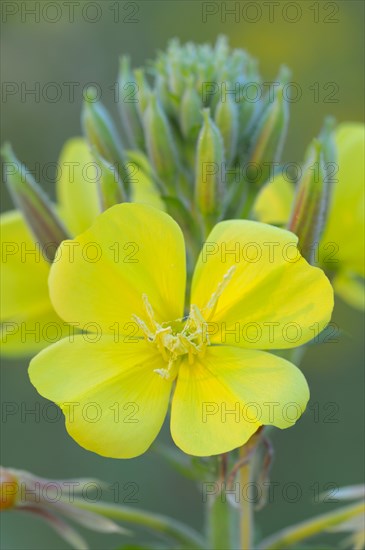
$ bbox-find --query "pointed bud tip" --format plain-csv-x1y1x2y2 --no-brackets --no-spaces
319,116,337,143
323,116,336,131
278,65,292,85
134,68,145,83
119,54,130,73
1,142,14,162
83,87,99,104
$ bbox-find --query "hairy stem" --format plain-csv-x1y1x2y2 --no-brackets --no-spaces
73,499,206,549
240,448,253,549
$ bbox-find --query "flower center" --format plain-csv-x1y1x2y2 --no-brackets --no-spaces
132,295,209,380
132,265,236,381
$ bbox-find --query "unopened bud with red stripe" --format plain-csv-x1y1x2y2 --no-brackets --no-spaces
1,144,69,262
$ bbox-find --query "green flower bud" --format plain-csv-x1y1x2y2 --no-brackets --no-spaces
82,88,126,185
179,78,202,140
214,35,230,66
155,70,175,116
143,93,179,194
195,109,225,226
214,92,239,165
166,39,185,97
92,148,126,211
288,139,328,264
134,69,151,118
318,116,337,213
246,85,289,187
117,56,144,149
319,116,337,165
237,58,262,145
1,144,69,262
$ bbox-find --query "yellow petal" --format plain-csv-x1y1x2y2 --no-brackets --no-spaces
333,271,365,311
253,175,294,225
171,346,309,456
0,211,71,356
1,211,50,320
56,137,100,235
29,336,172,458
1,307,73,357
49,203,186,333
192,220,333,349
321,123,365,277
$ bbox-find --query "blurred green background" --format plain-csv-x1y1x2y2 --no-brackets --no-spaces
1,1,364,548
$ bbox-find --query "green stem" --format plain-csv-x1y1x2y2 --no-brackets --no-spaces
239,448,253,549
207,493,235,549
73,499,206,549
258,502,365,549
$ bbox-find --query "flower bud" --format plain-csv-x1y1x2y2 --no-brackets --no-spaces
92,148,126,211
237,59,262,145
1,144,69,262
117,56,144,149
247,85,289,187
166,39,185,97
180,78,202,141
143,93,180,194
155,70,175,117
214,92,239,165
0,466,127,549
318,116,337,213
288,138,328,263
319,116,337,165
134,69,151,118
0,468,18,511
82,87,126,184
195,108,225,226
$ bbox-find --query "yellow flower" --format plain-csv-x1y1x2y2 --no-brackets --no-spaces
29,203,333,458
0,138,100,357
254,123,365,309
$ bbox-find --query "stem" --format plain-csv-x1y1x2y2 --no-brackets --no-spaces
207,493,234,549
207,454,235,549
258,502,365,549
239,447,253,549
73,499,206,549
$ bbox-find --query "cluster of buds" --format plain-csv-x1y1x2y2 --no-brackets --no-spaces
2,36,337,273
0,466,126,549
82,37,291,245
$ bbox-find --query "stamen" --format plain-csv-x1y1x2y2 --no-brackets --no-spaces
131,314,154,340
154,356,179,380
142,293,158,330
154,367,171,380
204,265,237,320
133,294,212,380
